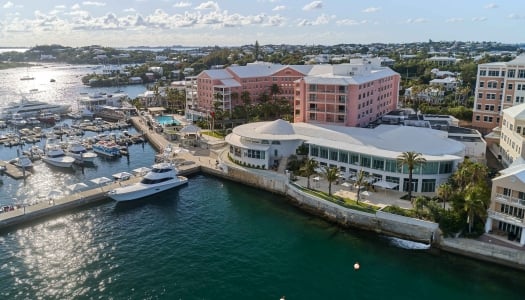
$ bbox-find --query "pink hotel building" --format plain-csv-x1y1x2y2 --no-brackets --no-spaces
188,58,400,127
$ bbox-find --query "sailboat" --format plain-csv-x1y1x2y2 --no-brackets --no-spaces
20,66,34,80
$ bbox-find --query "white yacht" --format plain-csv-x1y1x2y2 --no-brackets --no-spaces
108,162,188,202
1,97,70,119
65,141,98,164
42,138,75,168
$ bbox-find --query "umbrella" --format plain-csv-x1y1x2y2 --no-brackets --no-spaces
361,191,371,197
341,182,351,188
90,176,112,186
47,189,63,199
373,180,399,189
67,182,89,192
112,171,132,181
132,167,151,175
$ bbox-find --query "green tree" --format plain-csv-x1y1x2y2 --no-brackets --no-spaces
397,151,427,203
437,183,453,209
463,184,489,233
323,166,339,196
354,169,367,204
300,158,319,189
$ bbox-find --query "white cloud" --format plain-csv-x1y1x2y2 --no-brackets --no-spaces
82,1,106,7
484,3,498,9
472,16,487,22
445,18,464,23
362,7,381,13
312,14,332,25
71,4,81,10
55,5,66,10
174,1,192,8
297,19,310,26
272,5,285,11
123,8,136,13
336,19,368,26
195,1,219,11
303,1,322,11
265,14,285,26
405,18,428,24
3,1,14,9
507,14,524,20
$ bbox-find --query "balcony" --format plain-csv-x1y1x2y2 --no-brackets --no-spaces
495,194,525,207
488,210,525,226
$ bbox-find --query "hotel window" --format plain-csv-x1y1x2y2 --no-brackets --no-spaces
372,157,384,170
479,70,487,76
488,70,499,77
503,188,511,196
330,149,338,161
487,93,496,100
422,162,439,174
339,151,348,163
507,95,512,102
487,81,497,88
477,104,482,110
475,115,480,121
519,70,525,78
350,152,359,165
439,161,453,174
309,113,316,120
508,70,516,78
319,147,328,159
360,155,371,168
309,94,317,101
310,146,319,157
309,85,317,92
479,82,484,88
421,179,436,193
338,86,347,93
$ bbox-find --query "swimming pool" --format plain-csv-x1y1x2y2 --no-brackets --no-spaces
155,115,180,126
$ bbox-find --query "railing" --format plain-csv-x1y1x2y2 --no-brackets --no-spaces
495,194,525,207
488,210,525,225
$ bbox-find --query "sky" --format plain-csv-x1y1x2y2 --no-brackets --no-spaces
0,0,523,48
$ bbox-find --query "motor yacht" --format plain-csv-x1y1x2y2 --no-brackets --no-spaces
92,140,121,158
0,97,70,119
108,162,188,202
65,141,97,164
42,138,75,168
10,155,33,170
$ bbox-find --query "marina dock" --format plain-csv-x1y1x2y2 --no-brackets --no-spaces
0,160,31,179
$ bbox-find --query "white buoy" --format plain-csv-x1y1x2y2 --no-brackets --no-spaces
354,262,360,270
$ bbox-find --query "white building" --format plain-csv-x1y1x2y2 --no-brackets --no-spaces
499,103,525,167
485,164,525,246
225,119,465,193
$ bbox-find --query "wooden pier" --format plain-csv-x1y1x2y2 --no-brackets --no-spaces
0,160,31,179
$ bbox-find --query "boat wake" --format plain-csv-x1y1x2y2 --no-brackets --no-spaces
386,236,430,250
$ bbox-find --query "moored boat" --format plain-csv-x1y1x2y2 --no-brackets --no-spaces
9,155,33,170
65,141,97,164
108,162,188,202
92,140,121,158
42,138,75,168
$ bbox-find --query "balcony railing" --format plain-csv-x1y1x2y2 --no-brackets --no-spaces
488,210,525,226
495,194,525,207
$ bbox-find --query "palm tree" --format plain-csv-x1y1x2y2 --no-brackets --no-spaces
323,166,339,196
354,169,366,204
463,184,489,233
300,158,318,189
397,151,426,203
437,183,453,209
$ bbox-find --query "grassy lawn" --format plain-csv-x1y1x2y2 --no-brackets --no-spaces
202,130,225,139
293,183,377,213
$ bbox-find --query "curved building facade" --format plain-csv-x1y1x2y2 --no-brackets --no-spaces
225,120,466,193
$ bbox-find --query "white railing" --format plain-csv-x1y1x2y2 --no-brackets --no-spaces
488,210,525,225
495,194,525,207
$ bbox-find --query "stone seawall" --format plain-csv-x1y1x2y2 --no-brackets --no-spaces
440,238,525,270
201,163,438,244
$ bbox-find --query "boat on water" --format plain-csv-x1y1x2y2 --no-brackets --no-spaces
20,75,34,81
0,97,70,119
92,140,121,158
65,140,97,164
9,113,27,126
9,155,33,170
37,112,60,124
42,138,75,168
108,162,188,202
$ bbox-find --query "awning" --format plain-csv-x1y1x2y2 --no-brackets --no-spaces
373,180,399,189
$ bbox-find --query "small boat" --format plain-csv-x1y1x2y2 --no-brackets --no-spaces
92,140,121,158
65,141,97,164
50,78,56,82
10,155,33,170
20,75,35,81
108,162,188,202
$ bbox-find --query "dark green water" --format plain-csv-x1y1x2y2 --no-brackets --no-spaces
0,175,524,299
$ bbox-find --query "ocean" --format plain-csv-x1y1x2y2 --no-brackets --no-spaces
0,65,524,299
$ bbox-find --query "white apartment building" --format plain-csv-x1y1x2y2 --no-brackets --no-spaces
499,103,525,167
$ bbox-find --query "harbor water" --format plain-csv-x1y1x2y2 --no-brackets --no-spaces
0,65,524,299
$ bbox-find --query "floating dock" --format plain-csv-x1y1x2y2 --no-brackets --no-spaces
0,160,31,179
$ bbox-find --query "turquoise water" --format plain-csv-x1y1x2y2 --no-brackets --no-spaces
155,115,180,126
1,172,525,299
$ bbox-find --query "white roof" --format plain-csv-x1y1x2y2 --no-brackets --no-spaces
230,120,464,160
503,103,525,120
494,163,525,183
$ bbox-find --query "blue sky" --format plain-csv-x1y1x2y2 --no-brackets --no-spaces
0,0,523,47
